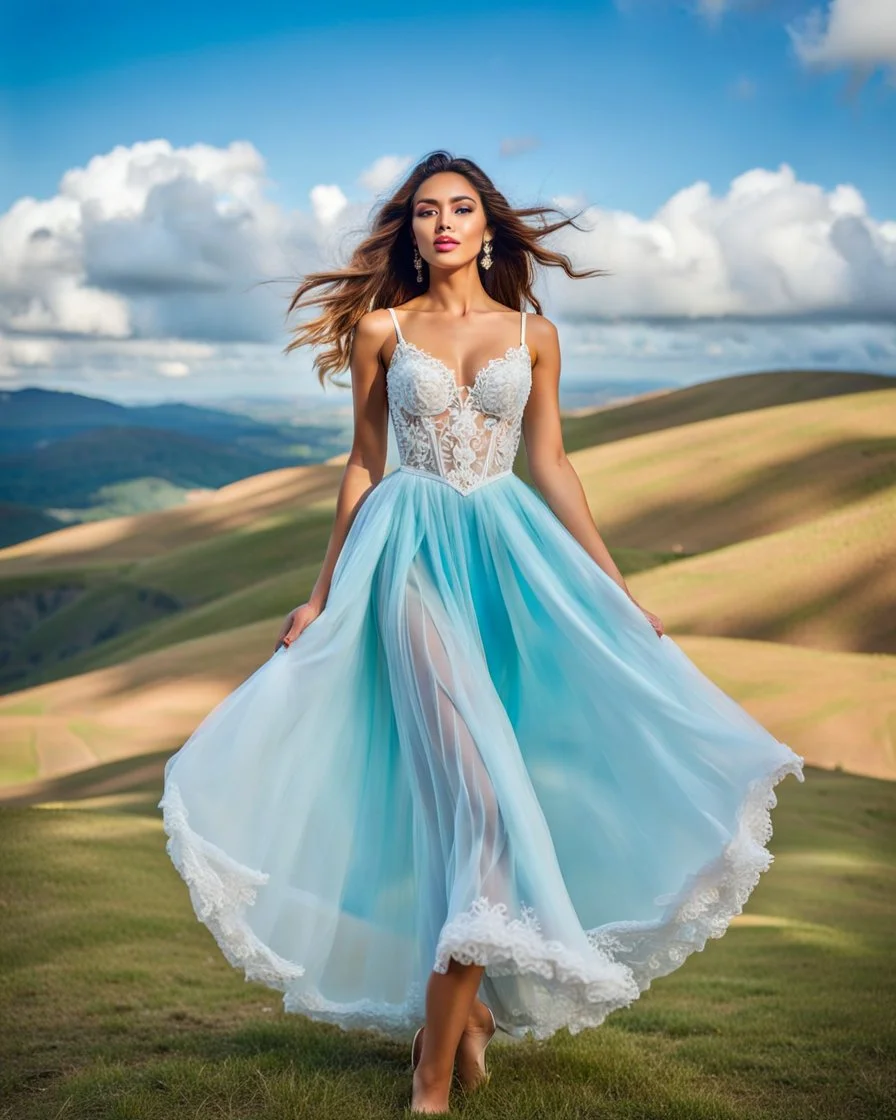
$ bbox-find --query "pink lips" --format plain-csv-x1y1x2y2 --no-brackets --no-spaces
434,239,459,251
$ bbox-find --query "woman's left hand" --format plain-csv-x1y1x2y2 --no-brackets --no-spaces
633,601,664,638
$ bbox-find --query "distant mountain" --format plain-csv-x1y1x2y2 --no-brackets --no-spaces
0,387,346,456
0,387,351,546
0,424,303,509
0,502,68,549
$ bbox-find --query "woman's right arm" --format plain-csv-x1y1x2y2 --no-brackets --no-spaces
275,309,392,651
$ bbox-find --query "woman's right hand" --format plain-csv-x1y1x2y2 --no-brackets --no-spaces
274,601,323,653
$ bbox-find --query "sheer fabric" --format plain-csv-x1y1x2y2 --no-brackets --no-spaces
159,309,804,1041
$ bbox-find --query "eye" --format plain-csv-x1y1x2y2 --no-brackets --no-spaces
415,205,474,217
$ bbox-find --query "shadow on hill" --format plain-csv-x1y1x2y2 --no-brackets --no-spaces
0,465,344,573
661,535,894,654
601,435,896,553
556,370,893,455
0,748,173,807
0,508,335,695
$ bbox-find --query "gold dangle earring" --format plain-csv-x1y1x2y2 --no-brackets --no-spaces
480,237,493,271
413,244,424,284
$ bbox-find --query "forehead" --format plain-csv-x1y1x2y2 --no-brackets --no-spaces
413,171,479,204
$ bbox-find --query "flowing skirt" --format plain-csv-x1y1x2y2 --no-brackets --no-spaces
158,466,805,1042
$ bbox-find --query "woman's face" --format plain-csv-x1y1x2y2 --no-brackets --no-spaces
410,171,491,273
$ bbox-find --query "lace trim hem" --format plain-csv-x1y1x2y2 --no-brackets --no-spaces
433,751,805,1038
158,781,306,990
158,749,804,1041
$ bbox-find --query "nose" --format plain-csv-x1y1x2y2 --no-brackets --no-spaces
437,214,453,231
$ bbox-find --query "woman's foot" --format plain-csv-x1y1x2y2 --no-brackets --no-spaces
454,999,497,1092
409,998,496,1106
410,1063,452,1113
410,1025,451,1113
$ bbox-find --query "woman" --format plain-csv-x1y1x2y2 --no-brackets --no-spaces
158,150,805,1115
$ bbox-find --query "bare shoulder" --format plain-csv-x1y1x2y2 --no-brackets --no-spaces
525,311,559,364
354,307,395,346
352,309,398,371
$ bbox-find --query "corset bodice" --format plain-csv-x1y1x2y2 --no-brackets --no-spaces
385,310,532,496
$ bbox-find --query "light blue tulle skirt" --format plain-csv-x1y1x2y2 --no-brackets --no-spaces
158,465,805,1042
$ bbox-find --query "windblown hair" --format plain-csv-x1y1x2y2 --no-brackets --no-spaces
283,149,608,387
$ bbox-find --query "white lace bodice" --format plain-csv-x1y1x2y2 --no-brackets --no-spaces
385,307,532,496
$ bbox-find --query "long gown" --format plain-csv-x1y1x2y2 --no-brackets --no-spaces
158,306,805,1043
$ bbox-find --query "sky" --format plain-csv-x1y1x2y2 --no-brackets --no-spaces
1,0,895,404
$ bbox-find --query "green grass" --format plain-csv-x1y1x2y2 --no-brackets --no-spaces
1,765,894,1119
0,726,38,784
0,508,336,692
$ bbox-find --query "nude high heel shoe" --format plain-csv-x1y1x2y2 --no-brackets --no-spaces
410,1025,424,1071
410,1005,497,1090
456,1004,496,1091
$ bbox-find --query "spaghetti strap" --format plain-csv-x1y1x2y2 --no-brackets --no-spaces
387,307,404,344
520,310,527,347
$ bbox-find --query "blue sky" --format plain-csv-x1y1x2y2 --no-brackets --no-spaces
2,0,894,402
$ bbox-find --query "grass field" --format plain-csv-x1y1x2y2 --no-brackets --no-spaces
2,370,894,1117
1,765,893,1119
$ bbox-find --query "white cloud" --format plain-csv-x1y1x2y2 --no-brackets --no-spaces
309,183,348,225
550,162,896,323
559,317,896,369
788,0,896,76
358,155,413,194
0,138,328,350
157,360,190,378
1,141,893,395
0,336,58,379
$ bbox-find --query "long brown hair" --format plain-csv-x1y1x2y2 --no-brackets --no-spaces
282,149,608,387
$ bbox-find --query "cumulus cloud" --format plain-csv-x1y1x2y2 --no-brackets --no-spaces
551,162,896,324
1,140,893,393
0,138,329,349
309,183,348,225
358,155,414,194
788,0,896,78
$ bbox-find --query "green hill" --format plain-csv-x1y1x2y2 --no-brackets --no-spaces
0,425,302,509
0,502,67,549
0,371,893,791
556,368,893,455
628,486,896,654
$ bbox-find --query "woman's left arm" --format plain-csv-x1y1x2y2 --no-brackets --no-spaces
521,316,664,635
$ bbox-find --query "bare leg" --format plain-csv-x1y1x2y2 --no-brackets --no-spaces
398,563,504,1110
412,958,484,1113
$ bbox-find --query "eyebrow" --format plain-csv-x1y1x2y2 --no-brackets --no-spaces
414,195,477,205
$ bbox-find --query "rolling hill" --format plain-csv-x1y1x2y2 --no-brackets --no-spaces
557,368,894,454
627,486,896,654
0,369,893,800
